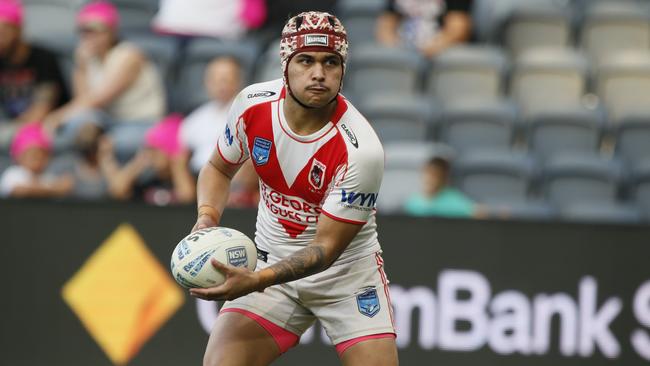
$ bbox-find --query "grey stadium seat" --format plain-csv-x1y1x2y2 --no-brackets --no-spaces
358,95,436,143
497,2,573,57
527,107,604,161
23,1,79,42
124,33,176,76
580,1,650,65
337,0,385,47
174,39,259,112
345,45,425,102
596,50,650,121
483,200,556,221
510,48,589,116
614,115,650,165
427,46,508,107
438,99,517,154
559,201,641,224
454,150,535,204
629,159,650,219
111,0,158,33
541,153,622,207
254,39,282,83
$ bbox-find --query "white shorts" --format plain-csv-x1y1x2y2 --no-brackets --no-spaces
221,251,396,345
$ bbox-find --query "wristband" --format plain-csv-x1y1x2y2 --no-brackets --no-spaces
197,204,220,223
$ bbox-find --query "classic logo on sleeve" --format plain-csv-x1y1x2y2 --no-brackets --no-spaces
339,123,358,148
252,137,272,166
247,91,277,99
356,287,380,318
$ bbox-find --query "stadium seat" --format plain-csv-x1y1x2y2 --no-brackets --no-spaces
358,95,437,143
427,46,508,107
124,33,176,77
254,39,282,83
0,155,11,174
111,0,158,33
628,159,650,218
613,115,650,166
173,38,259,112
483,200,556,221
345,45,425,103
454,150,535,204
580,1,650,65
497,2,573,57
527,107,604,161
22,1,79,42
336,0,386,47
541,153,622,207
438,99,517,154
384,141,454,170
559,201,641,224
509,48,589,116
596,50,650,121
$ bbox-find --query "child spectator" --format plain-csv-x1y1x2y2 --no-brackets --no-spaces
0,122,72,198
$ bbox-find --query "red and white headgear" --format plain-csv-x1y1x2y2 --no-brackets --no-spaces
280,11,348,88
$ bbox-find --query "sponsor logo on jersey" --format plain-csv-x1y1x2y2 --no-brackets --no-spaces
340,189,379,208
309,159,326,190
226,246,248,267
224,125,234,146
259,182,321,224
340,123,358,148
357,287,380,317
247,91,277,98
252,137,272,165
304,34,329,47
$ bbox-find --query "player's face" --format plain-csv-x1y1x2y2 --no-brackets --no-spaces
18,146,50,174
0,21,20,57
78,24,115,56
287,51,342,108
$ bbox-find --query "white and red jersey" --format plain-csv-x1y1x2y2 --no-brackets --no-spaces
216,79,384,264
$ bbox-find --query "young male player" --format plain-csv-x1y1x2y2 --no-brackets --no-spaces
190,11,398,366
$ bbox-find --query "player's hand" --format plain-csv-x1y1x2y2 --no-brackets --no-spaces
192,213,217,233
189,259,261,301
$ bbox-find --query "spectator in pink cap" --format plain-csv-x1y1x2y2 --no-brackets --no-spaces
0,122,73,198
46,0,165,160
0,0,69,150
97,114,196,204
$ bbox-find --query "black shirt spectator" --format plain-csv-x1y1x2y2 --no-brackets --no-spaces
377,0,473,58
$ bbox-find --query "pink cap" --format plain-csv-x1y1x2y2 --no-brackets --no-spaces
77,0,119,29
0,0,23,26
145,114,185,158
10,122,52,160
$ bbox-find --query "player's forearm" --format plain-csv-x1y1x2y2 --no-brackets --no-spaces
196,159,232,223
257,244,333,289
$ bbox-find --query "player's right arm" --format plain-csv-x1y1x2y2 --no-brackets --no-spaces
193,148,242,231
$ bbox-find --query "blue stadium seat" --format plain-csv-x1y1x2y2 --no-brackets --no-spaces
358,95,437,143
559,201,641,224
580,1,650,65
111,0,158,33
438,99,517,154
628,158,650,218
336,0,386,47
497,2,573,56
527,107,604,161
345,45,425,102
427,46,508,107
454,150,535,204
596,50,650,121
614,115,650,166
510,48,589,116
541,153,622,207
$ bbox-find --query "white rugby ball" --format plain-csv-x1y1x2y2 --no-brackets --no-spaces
170,226,257,288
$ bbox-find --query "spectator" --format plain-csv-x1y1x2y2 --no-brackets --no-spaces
179,56,259,208
152,0,266,39
0,122,72,198
46,0,165,156
99,114,195,205
0,0,69,149
376,0,473,58
404,156,476,218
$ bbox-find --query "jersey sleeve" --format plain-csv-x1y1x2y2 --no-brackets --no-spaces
321,151,384,225
215,93,250,165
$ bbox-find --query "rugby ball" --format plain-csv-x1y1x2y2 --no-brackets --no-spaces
170,227,257,288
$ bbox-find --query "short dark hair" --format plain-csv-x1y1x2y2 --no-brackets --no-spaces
426,156,450,175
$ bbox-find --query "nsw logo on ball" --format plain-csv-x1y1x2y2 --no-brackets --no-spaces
227,246,248,267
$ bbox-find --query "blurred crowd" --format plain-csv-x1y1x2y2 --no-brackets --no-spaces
0,0,475,217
